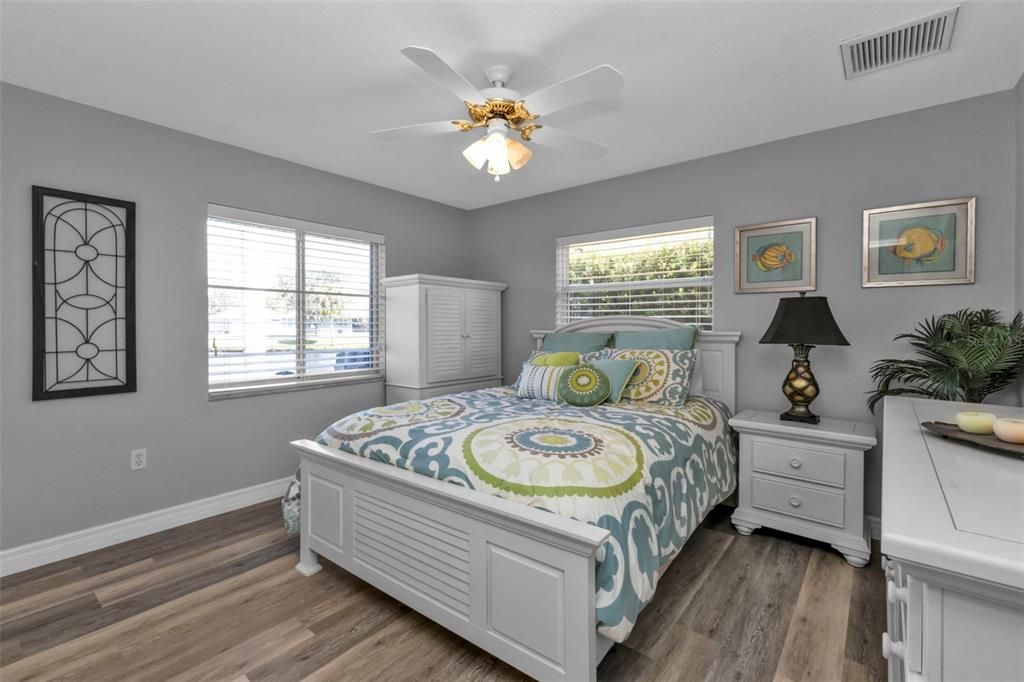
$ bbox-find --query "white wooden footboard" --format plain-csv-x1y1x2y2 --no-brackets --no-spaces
291,439,613,682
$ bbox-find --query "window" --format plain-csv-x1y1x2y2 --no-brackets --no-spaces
207,205,384,396
556,217,714,327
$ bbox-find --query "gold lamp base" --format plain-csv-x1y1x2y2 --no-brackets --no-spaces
780,343,821,424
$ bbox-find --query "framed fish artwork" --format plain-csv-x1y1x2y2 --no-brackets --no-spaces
734,217,816,294
862,197,975,288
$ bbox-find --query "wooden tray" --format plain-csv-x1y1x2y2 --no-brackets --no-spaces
920,421,1024,457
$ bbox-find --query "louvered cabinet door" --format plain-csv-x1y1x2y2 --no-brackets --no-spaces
425,286,466,383
465,289,500,379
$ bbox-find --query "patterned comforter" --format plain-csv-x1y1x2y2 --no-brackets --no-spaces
283,386,737,642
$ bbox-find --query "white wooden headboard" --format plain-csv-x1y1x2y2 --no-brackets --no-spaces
530,317,741,413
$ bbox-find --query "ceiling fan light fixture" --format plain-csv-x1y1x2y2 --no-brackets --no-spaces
484,130,510,170
506,138,532,170
461,136,489,170
487,155,511,177
462,126,522,179
375,48,623,182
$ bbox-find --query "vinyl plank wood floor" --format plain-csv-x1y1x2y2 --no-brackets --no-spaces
0,501,886,681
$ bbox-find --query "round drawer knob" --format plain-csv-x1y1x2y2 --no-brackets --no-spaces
882,632,905,660
887,580,908,604
788,496,802,508
789,458,803,469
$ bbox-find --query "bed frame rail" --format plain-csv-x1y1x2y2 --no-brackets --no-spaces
292,439,612,682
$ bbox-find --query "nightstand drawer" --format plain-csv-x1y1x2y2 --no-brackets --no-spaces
751,476,844,527
750,438,845,487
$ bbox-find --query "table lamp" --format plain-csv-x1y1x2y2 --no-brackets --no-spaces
759,293,849,424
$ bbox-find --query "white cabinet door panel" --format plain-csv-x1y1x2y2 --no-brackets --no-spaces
426,287,465,383
466,290,500,379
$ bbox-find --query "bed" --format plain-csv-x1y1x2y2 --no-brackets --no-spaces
290,317,741,681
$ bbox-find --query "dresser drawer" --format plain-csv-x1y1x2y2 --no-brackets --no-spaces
751,476,844,527
750,437,845,487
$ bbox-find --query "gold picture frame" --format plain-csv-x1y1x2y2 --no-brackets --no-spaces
734,217,816,294
862,197,975,288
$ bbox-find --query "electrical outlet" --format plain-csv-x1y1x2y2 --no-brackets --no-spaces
130,448,147,471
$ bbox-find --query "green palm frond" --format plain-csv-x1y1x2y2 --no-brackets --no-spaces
867,308,1024,412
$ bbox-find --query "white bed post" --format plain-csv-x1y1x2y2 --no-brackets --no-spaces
295,461,323,577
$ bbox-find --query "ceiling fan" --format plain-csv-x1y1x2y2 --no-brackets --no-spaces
373,47,624,182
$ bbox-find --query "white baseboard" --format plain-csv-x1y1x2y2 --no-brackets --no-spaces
0,476,292,577
867,514,881,542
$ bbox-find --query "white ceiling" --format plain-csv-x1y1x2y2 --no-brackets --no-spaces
2,1,1022,210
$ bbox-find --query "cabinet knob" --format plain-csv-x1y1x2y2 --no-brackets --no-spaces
886,580,908,605
789,458,803,469
881,632,905,660
788,496,802,508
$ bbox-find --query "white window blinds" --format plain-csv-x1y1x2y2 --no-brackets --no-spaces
556,218,714,328
207,206,384,394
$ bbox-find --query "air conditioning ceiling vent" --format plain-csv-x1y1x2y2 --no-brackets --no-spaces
840,6,960,79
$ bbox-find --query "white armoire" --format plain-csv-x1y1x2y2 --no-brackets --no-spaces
382,274,507,404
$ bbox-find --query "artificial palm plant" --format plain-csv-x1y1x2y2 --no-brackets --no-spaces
867,308,1024,412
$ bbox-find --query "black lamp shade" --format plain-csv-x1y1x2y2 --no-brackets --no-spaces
759,296,849,346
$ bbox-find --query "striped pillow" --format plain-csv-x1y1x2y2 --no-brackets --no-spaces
516,363,569,401
513,350,579,389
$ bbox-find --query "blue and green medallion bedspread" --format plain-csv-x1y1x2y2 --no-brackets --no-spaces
284,386,737,642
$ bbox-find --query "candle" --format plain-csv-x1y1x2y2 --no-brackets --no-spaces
993,418,1024,444
955,411,997,435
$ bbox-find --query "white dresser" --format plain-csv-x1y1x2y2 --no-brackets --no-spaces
881,396,1024,682
382,274,507,404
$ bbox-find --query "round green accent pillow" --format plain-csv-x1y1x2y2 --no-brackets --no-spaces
557,365,612,406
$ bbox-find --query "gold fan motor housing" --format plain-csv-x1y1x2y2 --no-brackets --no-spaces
451,98,542,140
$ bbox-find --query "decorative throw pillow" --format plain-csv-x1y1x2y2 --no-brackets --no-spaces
688,349,705,396
513,351,581,389
614,327,697,351
581,348,613,363
530,351,580,366
597,349,698,405
557,364,612,406
516,363,569,401
589,358,641,403
540,332,612,353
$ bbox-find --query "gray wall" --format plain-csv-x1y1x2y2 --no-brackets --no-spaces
0,85,471,548
1017,74,1024,405
3,82,1021,548
464,90,1021,518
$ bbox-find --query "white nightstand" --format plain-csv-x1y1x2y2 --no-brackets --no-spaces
729,409,877,567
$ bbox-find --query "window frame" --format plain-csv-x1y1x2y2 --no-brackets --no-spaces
206,204,385,400
555,216,715,327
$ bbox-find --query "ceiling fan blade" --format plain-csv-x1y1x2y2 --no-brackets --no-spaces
401,46,482,104
524,65,624,116
372,120,460,140
528,126,608,159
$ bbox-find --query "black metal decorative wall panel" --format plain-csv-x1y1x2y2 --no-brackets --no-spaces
32,186,136,400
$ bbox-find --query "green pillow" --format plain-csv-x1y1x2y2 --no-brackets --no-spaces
557,365,611,406
530,351,580,366
590,358,641,403
540,332,612,353
614,328,697,351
